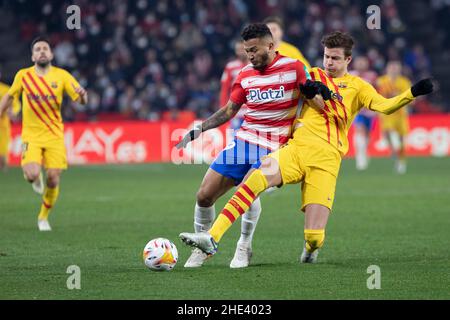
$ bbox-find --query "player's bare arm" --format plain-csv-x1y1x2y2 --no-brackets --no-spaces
176,100,242,149
72,84,88,105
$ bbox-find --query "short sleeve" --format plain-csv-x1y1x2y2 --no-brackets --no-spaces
229,72,246,105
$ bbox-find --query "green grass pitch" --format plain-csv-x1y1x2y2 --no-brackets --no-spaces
1,157,449,300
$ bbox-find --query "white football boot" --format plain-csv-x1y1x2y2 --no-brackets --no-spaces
179,232,218,256
32,171,45,195
184,248,208,268
230,242,252,268
300,242,319,263
38,219,52,231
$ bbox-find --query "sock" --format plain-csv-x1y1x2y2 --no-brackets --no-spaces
38,186,59,220
194,203,215,233
354,132,368,168
304,229,325,253
239,197,261,246
209,169,268,243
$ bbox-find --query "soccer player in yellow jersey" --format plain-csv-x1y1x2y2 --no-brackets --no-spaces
264,16,311,69
377,61,412,174
179,31,433,264
0,37,88,231
0,73,21,171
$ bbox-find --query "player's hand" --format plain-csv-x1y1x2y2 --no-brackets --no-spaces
411,78,434,97
176,126,202,149
300,80,320,99
300,80,332,101
72,84,88,102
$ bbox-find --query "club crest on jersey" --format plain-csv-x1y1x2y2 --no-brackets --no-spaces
331,91,344,102
51,82,58,89
247,86,285,103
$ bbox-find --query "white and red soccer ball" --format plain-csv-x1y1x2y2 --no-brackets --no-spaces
143,238,178,271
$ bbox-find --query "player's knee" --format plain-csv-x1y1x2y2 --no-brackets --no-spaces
46,171,61,188
304,229,325,253
196,189,215,208
24,170,39,183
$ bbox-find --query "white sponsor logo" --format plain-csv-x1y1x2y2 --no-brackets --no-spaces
247,86,285,103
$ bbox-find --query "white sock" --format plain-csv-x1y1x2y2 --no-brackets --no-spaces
354,132,368,169
239,197,261,246
194,203,215,233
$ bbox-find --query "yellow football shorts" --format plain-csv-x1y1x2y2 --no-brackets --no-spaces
268,127,342,211
21,140,68,169
379,111,409,136
0,125,10,156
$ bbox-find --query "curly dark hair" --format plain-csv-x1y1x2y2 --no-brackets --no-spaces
321,31,354,57
241,23,273,41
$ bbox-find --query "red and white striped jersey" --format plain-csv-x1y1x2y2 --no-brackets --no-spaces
230,53,310,150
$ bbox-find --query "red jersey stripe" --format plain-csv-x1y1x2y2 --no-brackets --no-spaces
311,71,331,143
24,95,58,136
318,69,348,123
22,78,61,131
26,72,61,122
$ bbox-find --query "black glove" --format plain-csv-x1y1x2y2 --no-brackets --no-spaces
317,82,332,101
176,126,202,149
411,78,434,97
300,80,320,99
300,80,332,100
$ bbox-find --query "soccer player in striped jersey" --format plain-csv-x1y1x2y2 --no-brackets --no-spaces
0,37,88,231
176,23,324,268
179,31,433,264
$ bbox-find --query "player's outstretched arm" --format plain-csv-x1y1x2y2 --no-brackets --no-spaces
176,100,242,149
362,78,434,115
0,93,13,117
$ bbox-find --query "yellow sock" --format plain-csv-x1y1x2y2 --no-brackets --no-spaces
38,187,59,220
209,169,268,242
304,229,325,253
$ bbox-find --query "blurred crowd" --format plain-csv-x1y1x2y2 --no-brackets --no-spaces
5,0,446,121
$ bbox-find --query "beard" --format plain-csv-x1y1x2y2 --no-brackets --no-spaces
254,52,269,70
36,59,50,68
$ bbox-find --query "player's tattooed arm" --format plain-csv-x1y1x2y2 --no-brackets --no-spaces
201,101,242,131
176,100,242,149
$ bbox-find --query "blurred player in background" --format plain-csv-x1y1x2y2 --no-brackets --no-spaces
0,37,88,231
377,61,412,174
176,23,320,268
219,39,249,136
349,56,378,170
0,69,21,171
179,31,433,265
264,16,311,70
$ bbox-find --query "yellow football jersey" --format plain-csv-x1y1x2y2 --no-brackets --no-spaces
8,66,80,144
277,41,311,70
293,67,415,156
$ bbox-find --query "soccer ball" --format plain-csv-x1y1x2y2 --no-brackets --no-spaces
142,238,178,271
